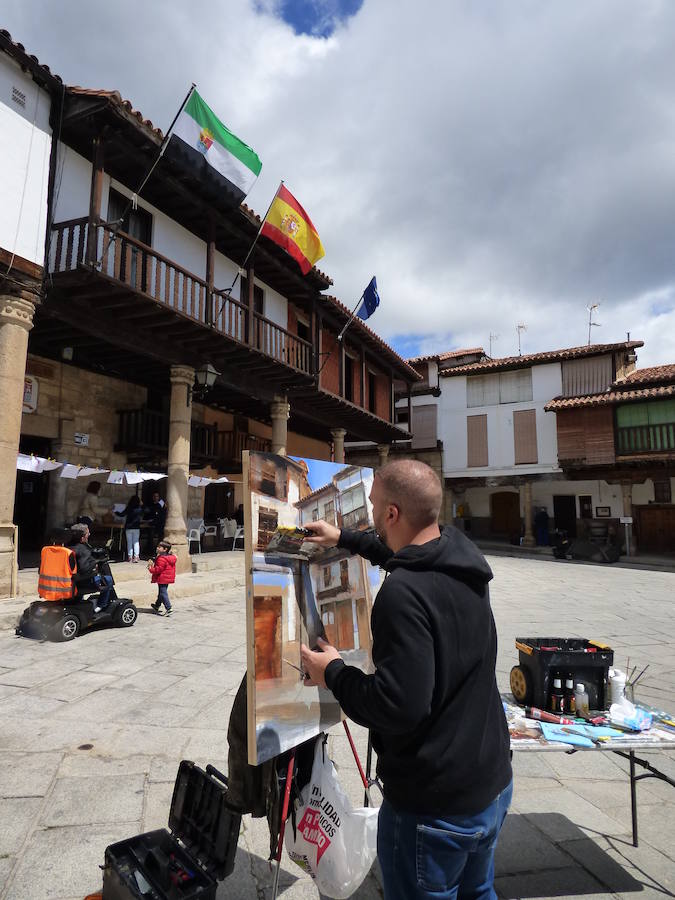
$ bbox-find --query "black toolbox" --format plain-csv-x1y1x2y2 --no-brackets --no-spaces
102,761,241,900
510,637,614,711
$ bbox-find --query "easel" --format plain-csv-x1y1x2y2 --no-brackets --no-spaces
270,721,381,900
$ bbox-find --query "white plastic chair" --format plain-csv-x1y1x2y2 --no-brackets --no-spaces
232,526,244,550
187,518,204,554
202,524,218,549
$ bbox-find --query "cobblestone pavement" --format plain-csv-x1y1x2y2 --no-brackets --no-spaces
0,555,673,899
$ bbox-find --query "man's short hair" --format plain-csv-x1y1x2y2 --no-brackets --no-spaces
70,523,89,541
375,459,442,530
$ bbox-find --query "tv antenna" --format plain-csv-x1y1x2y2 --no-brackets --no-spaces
587,303,601,345
516,323,527,356
489,332,499,357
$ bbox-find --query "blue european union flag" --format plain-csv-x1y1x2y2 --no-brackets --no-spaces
357,276,380,321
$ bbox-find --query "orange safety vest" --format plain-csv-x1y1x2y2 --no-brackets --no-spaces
38,545,76,601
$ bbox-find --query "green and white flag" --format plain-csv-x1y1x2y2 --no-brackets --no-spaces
167,89,261,202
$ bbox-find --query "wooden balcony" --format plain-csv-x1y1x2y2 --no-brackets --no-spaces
617,422,675,455
49,218,314,377
216,430,272,468
116,408,217,466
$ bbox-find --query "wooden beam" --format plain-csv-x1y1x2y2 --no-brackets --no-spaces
86,137,105,263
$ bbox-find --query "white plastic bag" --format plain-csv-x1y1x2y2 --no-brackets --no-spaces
285,738,378,898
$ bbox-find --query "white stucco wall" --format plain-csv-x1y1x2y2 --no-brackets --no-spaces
440,363,563,477
463,478,625,520
0,55,52,265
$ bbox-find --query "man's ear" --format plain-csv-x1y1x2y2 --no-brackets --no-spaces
388,503,400,524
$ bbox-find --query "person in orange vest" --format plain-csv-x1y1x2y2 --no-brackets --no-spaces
38,531,77,601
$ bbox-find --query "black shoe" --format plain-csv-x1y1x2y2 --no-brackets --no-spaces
164,609,172,616
150,602,159,611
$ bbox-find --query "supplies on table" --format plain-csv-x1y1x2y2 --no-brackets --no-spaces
609,697,653,732
510,637,614,713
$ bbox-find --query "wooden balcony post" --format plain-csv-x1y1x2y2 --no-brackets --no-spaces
246,265,255,346
163,365,195,573
205,214,215,326
310,298,318,376
360,347,366,408
407,385,413,434
86,137,105,265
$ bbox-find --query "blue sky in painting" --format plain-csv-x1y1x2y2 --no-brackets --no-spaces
252,570,292,589
262,0,364,37
291,456,347,490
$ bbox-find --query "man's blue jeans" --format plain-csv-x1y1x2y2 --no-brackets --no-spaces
377,780,512,899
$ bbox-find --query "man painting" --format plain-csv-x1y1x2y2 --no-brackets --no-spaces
301,459,512,900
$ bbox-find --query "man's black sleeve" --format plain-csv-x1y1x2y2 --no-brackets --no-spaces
338,528,393,568
323,579,435,734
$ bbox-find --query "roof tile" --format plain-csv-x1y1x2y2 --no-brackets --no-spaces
439,341,644,377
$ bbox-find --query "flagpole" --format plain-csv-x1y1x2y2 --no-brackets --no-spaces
214,181,283,326
96,83,196,265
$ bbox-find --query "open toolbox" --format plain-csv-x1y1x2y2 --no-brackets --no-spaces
510,637,614,711
102,761,241,900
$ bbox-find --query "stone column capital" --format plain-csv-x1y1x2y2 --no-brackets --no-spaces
270,396,290,421
169,365,195,388
330,428,347,440
0,295,36,333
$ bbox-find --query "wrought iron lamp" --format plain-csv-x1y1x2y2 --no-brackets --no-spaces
188,362,220,405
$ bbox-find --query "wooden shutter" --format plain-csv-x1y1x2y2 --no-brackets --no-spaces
467,415,488,467
411,404,437,449
514,409,538,464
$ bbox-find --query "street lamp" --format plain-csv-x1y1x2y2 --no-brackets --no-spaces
188,362,220,405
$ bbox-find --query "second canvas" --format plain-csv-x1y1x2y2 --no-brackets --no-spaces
243,451,383,765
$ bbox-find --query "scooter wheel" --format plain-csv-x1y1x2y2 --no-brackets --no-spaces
53,614,80,642
115,604,137,628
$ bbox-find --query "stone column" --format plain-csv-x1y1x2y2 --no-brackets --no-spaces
270,395,290,455
522,481,536,547
377,443,390,469
163,365,194,574
331,428,347,464
0,293,36,598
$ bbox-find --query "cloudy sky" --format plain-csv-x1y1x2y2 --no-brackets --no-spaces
5,1,675,366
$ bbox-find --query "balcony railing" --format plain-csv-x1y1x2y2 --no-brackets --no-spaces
50,218,313,376
216,430,272,465
617,422,675,455
116,408,218,464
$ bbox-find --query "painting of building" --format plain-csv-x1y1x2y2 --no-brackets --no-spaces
244,450,382,765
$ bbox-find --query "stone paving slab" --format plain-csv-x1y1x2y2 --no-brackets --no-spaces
0,554,673,900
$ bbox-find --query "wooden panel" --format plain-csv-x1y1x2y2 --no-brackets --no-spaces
556,408,615,465
411,404,437,449
336,599,355,650
636,506,675,553
467,414,488,467
562,356,613,397
514,409,538,464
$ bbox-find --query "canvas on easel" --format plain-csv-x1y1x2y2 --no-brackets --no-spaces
243,450,383,765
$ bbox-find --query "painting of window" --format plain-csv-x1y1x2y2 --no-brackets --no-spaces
244,451,382,765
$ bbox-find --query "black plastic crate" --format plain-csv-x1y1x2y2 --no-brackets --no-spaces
510,637,614,712
103,761,241,900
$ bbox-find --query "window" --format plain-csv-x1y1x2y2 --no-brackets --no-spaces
467,370,532,407
323,500,336,524
513,409,538,464
654,481,672,503
395,408,409,426
340,484,367,529
323,566,332,587
107,189,152,290
311,508,319,521
340,559,349,589
297,318,310,342
411,405,437,450
579,495,593,519
368,371,377,413
467,415,488,467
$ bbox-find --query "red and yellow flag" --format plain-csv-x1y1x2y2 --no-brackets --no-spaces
261,184,325,275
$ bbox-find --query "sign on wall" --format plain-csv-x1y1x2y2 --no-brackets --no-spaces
22,376,38,413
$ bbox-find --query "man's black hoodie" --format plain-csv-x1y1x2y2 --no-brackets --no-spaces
324,525,512,816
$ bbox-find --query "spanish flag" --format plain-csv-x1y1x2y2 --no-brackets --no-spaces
261,184,325,275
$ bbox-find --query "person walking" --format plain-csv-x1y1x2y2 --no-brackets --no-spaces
148,540,176,615
301,459,512,900
120,494,143,562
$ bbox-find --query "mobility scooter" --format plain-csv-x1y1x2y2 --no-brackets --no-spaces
16,544,137,642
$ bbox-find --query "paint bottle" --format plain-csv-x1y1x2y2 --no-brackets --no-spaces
550,676,564,713
564,677,576,714
575,682,590,719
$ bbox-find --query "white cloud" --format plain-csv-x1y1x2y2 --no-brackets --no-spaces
5,0,675,366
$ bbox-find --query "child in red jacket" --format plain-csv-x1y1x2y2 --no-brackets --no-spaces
148,541,176,615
